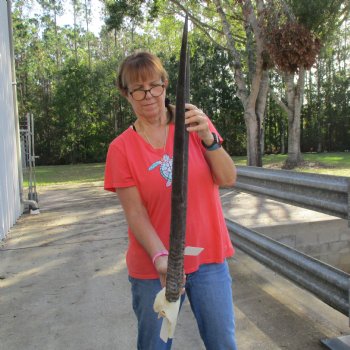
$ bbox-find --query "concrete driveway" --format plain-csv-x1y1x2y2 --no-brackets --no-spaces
0,183,348,349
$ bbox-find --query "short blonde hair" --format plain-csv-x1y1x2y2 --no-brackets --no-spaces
117,51,168,96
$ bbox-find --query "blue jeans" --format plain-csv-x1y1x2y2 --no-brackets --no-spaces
129,261,237,350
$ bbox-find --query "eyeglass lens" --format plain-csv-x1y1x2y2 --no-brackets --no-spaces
132,85,164,101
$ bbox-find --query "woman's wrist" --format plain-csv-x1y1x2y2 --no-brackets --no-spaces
202,132,222,150
152,250,169,265
201,132,215,146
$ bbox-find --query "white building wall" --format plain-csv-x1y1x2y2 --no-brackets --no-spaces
0,1,22,240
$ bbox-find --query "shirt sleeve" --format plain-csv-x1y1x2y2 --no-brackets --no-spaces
104,140,136,192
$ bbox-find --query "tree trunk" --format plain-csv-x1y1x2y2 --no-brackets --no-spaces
213,0,267,167
53,5,60,68
84,0,91,69
245,111,260,166
73,0,78,63
256,70,269,164
284,68,305,168
316,60,323,152
281,120,286,154
260,127,265,155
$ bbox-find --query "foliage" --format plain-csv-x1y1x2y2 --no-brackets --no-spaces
11,0,350,165
104,0,144,31
286,0,349,40
264,21,321,73
260,2,321,73
301,19,350,153
189,36,245,155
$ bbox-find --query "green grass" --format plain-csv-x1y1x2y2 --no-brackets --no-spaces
233,155,287,165
235,152,350,176
24,152,350,187
23,163,106,187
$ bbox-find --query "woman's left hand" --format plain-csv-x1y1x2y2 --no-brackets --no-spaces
184,103,214,145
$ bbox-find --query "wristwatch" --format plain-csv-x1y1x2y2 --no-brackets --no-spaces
202,132,222,151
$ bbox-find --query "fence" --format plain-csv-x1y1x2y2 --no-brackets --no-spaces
226,220,349,317
227,166,350,348
235,166,350,223
20,113,39,205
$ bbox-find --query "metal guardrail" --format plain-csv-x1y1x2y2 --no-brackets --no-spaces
226,219,350,318
235,166,350,223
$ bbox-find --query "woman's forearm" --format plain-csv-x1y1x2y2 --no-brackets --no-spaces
204,147,237,187
116,187,166,258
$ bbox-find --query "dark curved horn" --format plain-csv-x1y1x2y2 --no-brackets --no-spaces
165,14,190,302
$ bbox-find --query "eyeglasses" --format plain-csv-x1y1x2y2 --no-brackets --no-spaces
129,84,165,101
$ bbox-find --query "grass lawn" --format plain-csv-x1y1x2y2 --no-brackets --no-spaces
234,152,350,177
23,163,106,187
25,152,350,187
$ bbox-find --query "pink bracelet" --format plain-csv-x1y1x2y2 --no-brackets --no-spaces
152,250,169,265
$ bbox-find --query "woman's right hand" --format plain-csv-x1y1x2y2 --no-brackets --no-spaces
155,256,186,294
154,255,168,289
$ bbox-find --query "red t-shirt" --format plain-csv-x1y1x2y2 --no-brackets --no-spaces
104,121,234,279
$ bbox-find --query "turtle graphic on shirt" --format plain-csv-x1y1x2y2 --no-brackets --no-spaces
148,154,173,187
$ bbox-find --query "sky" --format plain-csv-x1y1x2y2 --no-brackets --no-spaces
56,0,104,35
27,0,105,35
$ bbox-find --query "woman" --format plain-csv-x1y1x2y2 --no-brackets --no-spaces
104,51,238,350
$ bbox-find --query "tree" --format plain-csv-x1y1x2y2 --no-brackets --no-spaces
12,0,349,165
104,0,271,166
302,18,350,153
265,0,348,168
